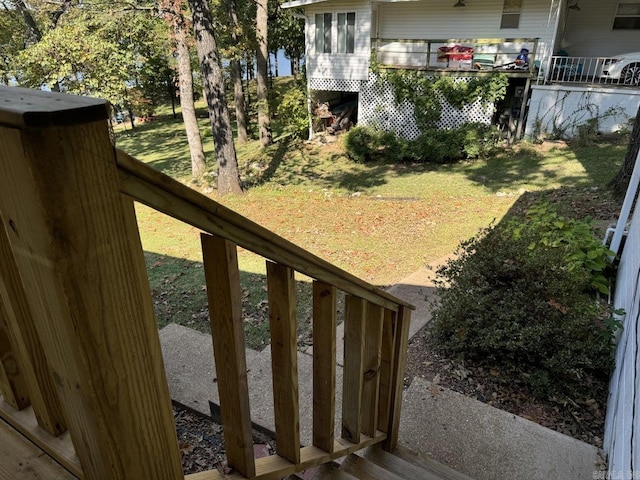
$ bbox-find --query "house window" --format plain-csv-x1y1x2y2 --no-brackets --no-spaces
337,12,356,53
613,3,640,29
315,13,332,53
500,0,522,29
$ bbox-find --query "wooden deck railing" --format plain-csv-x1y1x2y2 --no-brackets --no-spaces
373,37,539,75
0,86,414,479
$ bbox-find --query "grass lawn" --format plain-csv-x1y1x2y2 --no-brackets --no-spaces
114,102,626,349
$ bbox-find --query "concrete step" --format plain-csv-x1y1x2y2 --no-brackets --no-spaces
246,345,343,446
159,323,261,415
159,323,343,446
398,377,604,480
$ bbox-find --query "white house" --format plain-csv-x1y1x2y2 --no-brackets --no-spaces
282,0,640,140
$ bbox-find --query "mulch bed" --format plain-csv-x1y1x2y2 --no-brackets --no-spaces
173,404,276,475
404,329,607,447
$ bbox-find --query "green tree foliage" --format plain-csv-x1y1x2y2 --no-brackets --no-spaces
0,6,28,84
268,4,304,77
15,4,169,113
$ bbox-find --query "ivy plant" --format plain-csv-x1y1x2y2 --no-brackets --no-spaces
373,63,508,130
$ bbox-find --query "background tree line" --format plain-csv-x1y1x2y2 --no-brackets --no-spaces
0,0,304,194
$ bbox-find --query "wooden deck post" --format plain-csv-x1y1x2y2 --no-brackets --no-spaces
0,87,183,479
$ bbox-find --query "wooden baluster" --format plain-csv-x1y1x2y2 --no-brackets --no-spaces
0,295,30,410
0,89,183,479
376,308,396,434
201,233,256,478
266,261,301,464
0,217,66,434
382,305,411,452
312,281,337,453
341,295,366,444
361,303,383,437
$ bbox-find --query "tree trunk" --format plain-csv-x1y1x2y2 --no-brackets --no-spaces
610,104,640,197
188,0,243,195
168,71,177,119
175,23,207,177
274,51,279,77
256,0,272,147
229,0,248,144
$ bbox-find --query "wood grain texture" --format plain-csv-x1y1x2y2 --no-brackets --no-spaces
0,85,108,128
377,309,396,434
0,296,28,410
116,148,414,313
312,281,337,453
186,432,386,480
361,304,383,437
266,261,301,464
341,452,405,480
201,234,256,478
0,211,66,435
0,397,80,477
0,119,183,479
382,306,411,452
0,417,77,479
342,295,366,444
368,444,477,480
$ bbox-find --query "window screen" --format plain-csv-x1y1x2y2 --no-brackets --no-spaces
614,3,640,29
315,13,332,53
501,0,522,29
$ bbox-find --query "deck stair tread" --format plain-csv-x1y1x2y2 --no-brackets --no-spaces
314,445,476,480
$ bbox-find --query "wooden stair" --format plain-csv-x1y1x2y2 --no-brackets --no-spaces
313,444,476,480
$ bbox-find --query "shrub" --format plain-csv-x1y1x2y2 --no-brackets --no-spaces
343,125,402,163
430,202,619,399
276,86,310,139
343,123,499,164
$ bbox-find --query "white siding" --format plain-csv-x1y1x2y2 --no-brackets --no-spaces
302,0,561,81
603,163,640,479
376,0,558,66
563,0,640,58
524,85,639,138
305,0,371,81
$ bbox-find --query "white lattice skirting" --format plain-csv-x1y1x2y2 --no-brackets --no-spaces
310,73,494,140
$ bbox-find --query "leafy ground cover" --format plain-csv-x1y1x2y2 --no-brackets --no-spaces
115,108,625,352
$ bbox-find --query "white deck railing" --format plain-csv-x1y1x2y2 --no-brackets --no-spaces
537,56,640,86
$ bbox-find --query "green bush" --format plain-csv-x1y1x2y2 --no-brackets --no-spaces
276,85,310,139
430,202,619,399
343,123,499,164
343,125,402,163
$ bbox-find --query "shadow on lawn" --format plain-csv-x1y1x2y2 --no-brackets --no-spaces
144,251,315,351
463,138,626,194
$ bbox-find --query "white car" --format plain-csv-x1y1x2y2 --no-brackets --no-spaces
600,52,640,85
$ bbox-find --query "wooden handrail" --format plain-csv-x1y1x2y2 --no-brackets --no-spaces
375,37,539,45
115,149,414,313
0,86,416,480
